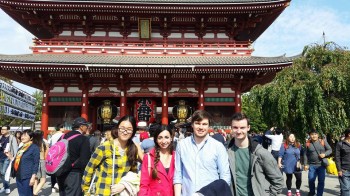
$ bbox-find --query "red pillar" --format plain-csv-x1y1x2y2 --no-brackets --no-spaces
234,90,241,113
198,76,205,110
161,76,168,125
92,105,97,130
120,90,127,117
81,89,89,120
41,89,49,139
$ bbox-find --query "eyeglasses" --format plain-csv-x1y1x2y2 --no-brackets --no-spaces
118,128,133,134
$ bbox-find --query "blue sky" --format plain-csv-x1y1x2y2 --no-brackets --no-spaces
1,0,350,94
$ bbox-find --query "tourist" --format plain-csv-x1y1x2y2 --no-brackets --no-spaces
57,117,91,196
265,127,284,161
0,125,18,194
7,129,39,196
139,125,175,196
278,133,303,196
15,131,22,146
82,115,141,195
174,110,231,196
335,128,350,196
303,129,332,196
32,130,49,196
227,112,283,196
47,123,64,193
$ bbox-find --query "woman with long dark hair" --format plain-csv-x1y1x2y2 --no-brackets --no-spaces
32,130,49,196
139,125,175,196
82,115,141,195
278,133,303,196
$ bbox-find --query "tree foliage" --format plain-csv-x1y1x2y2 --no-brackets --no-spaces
32,90,43,122
248,43,350,139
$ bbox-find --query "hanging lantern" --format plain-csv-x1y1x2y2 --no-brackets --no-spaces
98,100,118,124
134,98,157,124
172,100,192,123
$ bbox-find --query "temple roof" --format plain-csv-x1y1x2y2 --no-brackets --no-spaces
11,0,286,4
0,54,298,67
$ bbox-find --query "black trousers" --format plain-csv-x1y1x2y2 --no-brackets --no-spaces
57,171,83,196
286,172,302,190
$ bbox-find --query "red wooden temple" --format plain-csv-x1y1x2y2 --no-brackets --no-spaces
0,0,295,136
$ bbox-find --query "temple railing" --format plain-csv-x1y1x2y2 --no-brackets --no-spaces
31,39,253,56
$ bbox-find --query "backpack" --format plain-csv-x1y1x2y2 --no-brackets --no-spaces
306,139,325,148
45,133,80,176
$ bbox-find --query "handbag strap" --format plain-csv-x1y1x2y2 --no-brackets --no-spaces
111,141,116,186
88,173,97,193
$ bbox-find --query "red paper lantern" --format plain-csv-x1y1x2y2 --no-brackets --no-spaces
134,98,157,124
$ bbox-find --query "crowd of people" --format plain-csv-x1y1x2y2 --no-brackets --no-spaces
0,110,349,196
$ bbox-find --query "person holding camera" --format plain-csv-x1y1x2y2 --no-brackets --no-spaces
278,133,304,196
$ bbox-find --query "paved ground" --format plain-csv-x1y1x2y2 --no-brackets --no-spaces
1,171,340,196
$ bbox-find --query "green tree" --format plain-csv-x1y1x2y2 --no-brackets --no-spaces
249,43,350,139
241,93,268,133
32,90,43,122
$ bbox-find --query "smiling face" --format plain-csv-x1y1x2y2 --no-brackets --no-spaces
156,130,172,150
192,118,210,140
231,119,250,142
21,132,32,144
117,120,134,142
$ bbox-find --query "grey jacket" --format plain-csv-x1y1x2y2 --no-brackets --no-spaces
228,138,284,196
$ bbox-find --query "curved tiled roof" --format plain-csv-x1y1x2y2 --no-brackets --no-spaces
0,54,299,67
37,0,286,4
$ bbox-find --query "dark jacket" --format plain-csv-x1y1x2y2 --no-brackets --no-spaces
14,144,40,180
228,138,284,196
335,140,350,171
303,139,332,166
196,179,232,196
62,130,91,173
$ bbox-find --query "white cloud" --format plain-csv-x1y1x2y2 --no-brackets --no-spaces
0,10,33,55
253,2,350,56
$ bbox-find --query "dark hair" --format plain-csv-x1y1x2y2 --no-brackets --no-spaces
15,131,22,138
344,128,350,138
0,126,10,131
284,132,301,149
149,123,161,138
152,125,174,179
56,123,64,131
275,127,283,135
230,112,250,125
22,129,35,140
33,130,47,152
191,110,212,125
111,115,138,169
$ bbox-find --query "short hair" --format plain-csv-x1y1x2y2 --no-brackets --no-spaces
1,126,10,131
191,110,212,125
230,112,250,125
344,128,350,138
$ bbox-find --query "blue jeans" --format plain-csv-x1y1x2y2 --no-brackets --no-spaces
339,170,350,196
0,158,10,189
308,165,326,196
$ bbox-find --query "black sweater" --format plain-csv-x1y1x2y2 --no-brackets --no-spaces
62,130,91,174
335,140,350,171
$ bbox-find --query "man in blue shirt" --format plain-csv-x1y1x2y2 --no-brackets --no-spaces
174,110,231,196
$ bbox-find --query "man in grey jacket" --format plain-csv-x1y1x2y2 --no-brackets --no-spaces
303,129,332,196
227,113,283,196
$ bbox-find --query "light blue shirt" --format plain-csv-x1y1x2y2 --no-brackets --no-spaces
173,134,231,195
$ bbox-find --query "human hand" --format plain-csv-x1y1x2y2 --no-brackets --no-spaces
319,153,326,158
29,175,36,186
110,183,125,195
304,165,309,171
278,163,283,169
338,171,343,177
